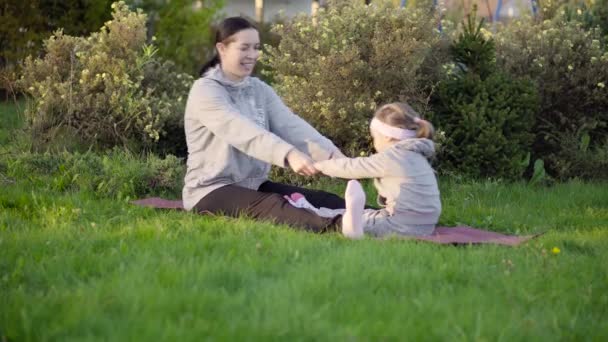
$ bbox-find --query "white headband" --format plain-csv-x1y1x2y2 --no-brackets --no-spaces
370,117,418,140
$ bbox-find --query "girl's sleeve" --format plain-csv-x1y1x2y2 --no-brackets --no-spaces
188,80,294,167
262,82,341,161
314,152,395,179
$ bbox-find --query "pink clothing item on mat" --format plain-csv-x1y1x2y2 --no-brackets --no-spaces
130,197,541,246
282,192,345,218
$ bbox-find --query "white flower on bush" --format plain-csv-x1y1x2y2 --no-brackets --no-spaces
480,28,492,40
354,101,366,110
598,82,605,89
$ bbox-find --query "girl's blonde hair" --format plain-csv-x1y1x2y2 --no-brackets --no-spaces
374,102,434,139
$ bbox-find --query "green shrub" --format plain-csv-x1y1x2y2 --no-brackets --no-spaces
16,1,193,155
4,149,184,199
0,0,113,94
126,0,224,76
254,15,286,85
262,0,449,155
430,15,539,180
546,131,608,180
540,0,608,38
495,17,608,178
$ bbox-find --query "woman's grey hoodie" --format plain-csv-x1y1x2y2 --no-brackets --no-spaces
182,66,340,210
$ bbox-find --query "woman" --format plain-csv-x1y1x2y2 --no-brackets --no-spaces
183,17,346,232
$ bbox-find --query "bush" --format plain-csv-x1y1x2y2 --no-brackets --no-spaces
430,15,539,179
0,0,113,95
545,131,608,180
262,0,449,155
495,17,608,178
3,149,184,200
539,0,608,38
126,0,224,76
17,1,193,156
253,15,286,85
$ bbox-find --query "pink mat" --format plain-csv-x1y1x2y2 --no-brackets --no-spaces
131,197,540,246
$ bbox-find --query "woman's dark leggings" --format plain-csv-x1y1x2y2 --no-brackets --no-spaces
193,181,346,233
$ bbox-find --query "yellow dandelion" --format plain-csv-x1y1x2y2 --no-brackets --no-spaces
551,247,561,255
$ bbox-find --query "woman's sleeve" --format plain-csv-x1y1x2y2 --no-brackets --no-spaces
314,152,393,179
188,80,294,167
262,82,341,161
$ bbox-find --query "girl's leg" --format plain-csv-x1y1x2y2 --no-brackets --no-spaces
194,184,340,233
258,181,346,209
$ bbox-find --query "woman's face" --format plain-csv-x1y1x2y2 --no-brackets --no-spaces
217,28,261,81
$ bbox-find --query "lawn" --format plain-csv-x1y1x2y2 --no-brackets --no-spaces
1,101,607,340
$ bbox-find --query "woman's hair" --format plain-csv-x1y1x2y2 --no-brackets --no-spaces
374,102,434,139
199,17,257,76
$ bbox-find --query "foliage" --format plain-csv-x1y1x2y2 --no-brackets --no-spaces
125,0,224,76
546,131,608,180
495,17,608,178
539,0,608,38
430,14,539,179
0,0,113,93
3,149,184,200
16,2,193,156
263,0,449,155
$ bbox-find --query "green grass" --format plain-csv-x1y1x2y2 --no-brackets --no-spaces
1,101,608,340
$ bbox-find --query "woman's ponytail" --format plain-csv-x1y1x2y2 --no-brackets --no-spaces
199,54,220,77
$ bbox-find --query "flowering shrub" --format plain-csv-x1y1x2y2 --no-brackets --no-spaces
17,1,193,155
495,17,608,178
540,0,608,37
262,0,449,155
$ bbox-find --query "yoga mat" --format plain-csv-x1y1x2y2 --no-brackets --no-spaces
131,197,540,246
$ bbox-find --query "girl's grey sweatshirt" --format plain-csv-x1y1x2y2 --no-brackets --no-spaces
315,139,441,226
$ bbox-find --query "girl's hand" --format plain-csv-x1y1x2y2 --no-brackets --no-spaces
286,149,318,176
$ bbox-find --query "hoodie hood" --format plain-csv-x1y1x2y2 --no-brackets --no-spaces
204,65,252,90
394,138,435,158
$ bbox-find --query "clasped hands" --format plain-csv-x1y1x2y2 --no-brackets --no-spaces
286,149,345,176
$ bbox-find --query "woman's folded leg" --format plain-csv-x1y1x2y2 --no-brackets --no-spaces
258,181,346,209
194,184,340,233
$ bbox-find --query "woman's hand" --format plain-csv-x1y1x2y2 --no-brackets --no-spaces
286,149,318,176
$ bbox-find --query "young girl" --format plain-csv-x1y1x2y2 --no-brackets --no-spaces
314,102,442,239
